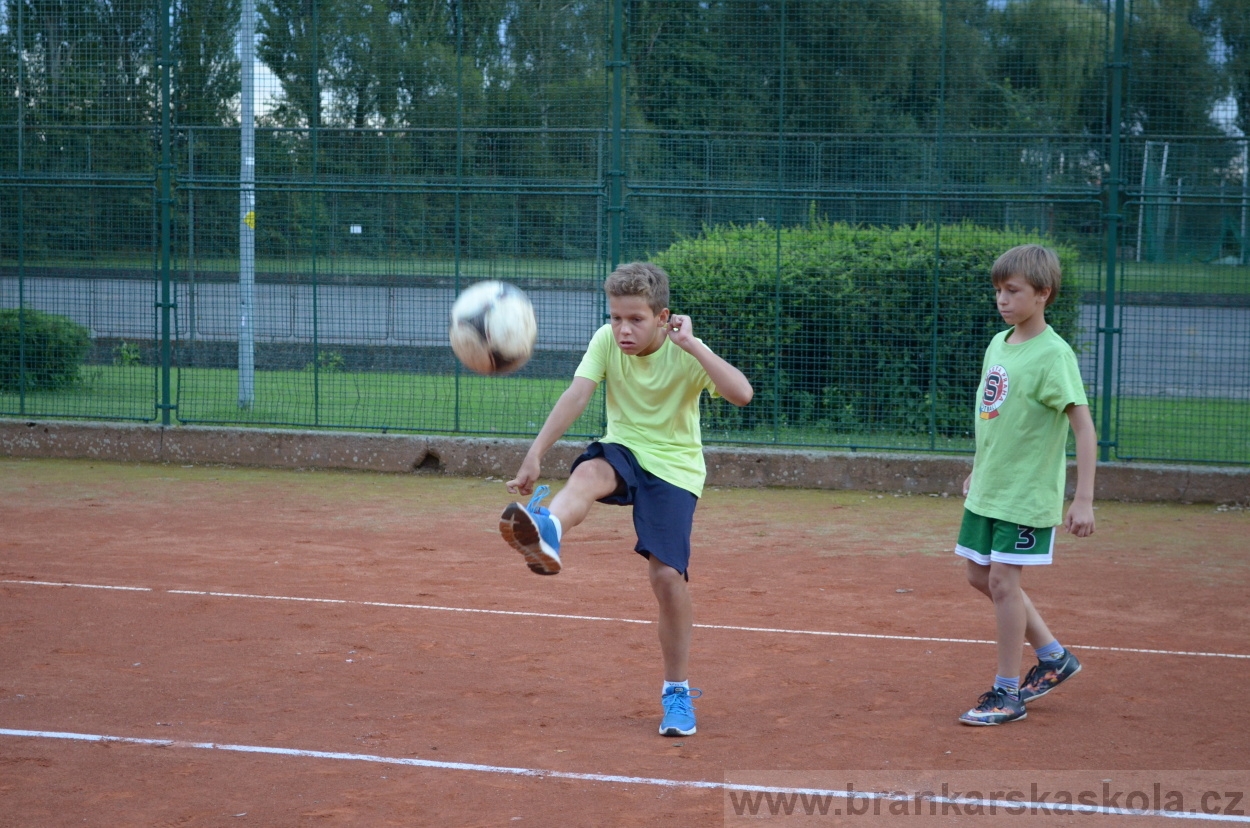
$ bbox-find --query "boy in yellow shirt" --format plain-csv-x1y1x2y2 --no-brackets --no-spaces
500,261,753,737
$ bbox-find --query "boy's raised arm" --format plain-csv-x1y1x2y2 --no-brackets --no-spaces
666,315,754,407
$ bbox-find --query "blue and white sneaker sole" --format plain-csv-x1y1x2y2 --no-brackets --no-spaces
659,721,697,737
499,503,561,575
958,710,1027,726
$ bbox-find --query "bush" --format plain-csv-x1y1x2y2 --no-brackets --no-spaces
0,308,92,392
114,341,142,367
653,221,1080,437
304,350,346,373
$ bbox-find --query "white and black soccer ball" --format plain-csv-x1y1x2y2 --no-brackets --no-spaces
448,280,538,375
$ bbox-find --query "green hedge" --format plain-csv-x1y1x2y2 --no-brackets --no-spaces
0,308,92,392
655,222,1080,437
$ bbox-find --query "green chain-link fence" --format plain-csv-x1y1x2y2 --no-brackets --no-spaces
2,0,1248,464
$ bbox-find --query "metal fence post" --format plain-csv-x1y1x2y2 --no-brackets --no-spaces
929,0,949,450
15,0,25,413
310,0,322,424
773,0,787,443
1099,0,1126,462
607,0,625,270
159,0,175,425
453,0,464,433
1242,141,1249,265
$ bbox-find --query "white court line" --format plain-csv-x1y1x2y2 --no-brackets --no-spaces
5,579,1249,660
5,580,151,592
166,589,650,625
0,728,1246,823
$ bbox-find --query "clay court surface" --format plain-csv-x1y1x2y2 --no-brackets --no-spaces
1,457,1247,826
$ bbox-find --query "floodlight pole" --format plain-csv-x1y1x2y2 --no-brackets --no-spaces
238,0,256,408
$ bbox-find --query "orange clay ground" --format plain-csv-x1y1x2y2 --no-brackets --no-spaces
1,458,1246,826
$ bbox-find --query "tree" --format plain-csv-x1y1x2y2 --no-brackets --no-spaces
626,1,748,133
1206,0,1250,137
172,0,240,127
2,0,157,256
256,0,322,128
8,0,148,127
1124,0,1224,137
987,0,1107,136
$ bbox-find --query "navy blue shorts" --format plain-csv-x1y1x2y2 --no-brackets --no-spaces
571,441,698,579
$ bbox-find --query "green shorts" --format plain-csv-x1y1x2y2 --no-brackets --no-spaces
955,508,1055,566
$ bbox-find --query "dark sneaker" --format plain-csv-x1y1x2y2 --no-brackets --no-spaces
1019,650,1081,703
659,686,702,736
958,687,1026,726
499,485,562,575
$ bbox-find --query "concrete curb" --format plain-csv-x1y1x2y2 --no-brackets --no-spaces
2,419,1247,504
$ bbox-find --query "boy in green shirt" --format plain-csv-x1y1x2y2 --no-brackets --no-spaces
499,261,754,737
955,244,1097,726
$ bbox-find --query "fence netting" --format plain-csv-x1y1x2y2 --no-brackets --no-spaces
2,0,1247,465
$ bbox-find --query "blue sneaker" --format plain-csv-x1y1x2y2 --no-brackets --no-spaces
1019,650,1082,703
659,686,701,736
499,485,562,575
958,687,1026,726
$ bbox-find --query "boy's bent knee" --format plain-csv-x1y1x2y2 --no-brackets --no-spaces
566,457,620,499
569,456,616,483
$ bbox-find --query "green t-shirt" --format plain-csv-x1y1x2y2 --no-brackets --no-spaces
964,325,1089,528
574,324,718,497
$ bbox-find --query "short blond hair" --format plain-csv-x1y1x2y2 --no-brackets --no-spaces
991,244,1062,307
604,262,669,315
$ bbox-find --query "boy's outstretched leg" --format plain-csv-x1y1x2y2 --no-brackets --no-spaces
499,458,618,575
499,486,563,575
650,555,699,736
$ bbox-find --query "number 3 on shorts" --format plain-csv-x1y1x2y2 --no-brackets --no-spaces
1015,526,1036,550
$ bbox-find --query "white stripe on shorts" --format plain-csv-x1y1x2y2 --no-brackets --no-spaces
954,543,991,566
955,532,1055,566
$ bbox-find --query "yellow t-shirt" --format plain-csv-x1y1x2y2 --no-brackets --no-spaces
574,324,718,497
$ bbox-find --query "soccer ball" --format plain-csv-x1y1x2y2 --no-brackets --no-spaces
448,280,538,375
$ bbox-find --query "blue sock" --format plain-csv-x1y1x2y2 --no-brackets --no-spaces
994,675,1020,697
1035,640,1065,662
